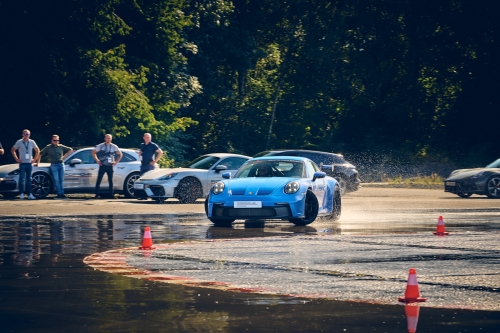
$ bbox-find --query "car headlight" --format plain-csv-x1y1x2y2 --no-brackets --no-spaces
157,172,178,181
470,171,485,179
284,181,300,194
212,182,225,195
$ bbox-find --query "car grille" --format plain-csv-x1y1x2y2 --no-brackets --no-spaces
0,180,17,191
212,205,292,219
224,208,276,217
149,185,166,197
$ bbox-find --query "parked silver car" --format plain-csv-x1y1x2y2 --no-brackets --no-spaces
134,153,251,203
0,147,144,199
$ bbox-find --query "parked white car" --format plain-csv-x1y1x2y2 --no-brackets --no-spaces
134,153,251,203
0,147,146,199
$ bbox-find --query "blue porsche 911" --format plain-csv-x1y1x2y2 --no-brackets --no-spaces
205,156,342,227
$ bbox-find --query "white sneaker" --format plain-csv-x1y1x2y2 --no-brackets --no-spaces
20,193,25,199
28,194,36,200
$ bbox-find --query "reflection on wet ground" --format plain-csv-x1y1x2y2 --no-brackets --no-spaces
1,213,500,332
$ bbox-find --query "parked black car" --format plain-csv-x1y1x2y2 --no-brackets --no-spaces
444,158,500,198
254,150,361,194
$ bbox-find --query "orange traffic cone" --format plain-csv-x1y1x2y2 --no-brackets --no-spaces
398,268,426,303
139,226,156,250
433,216,449,236
404,304,420,333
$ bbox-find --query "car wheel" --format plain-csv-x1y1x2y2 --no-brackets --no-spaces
31,172,52,199
2,193,17,199
325,186,342,221
176,177,203,204
289,189,319,226
457,192,473,198
123,172,140,198
155,197,167,204
486,176,500,198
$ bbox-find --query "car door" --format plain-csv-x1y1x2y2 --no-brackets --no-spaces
64,150,100,190
306,161,327,212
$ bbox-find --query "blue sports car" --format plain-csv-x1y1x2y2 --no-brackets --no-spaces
205,157,342,227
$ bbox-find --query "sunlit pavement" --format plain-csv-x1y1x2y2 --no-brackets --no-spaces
85,230,500,311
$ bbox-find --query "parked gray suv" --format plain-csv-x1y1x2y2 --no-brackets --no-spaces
254,150,360,194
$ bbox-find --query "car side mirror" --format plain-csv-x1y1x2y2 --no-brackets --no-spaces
69,158,82,166
312,171,326,181
215,165,228,173
222,172,231,179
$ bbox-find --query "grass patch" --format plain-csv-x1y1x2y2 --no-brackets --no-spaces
382,173,444,188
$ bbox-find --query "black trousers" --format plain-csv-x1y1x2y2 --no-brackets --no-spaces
95,165,114,196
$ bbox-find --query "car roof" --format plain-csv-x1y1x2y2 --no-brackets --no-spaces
75,147,139,154
204,153,251,158
256,149,343,157
251,156,312,162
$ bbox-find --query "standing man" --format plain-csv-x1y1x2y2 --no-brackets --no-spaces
36,135,73,199
0,142,4,155
137,133,163,200
92,134,122,199
11,129,40,199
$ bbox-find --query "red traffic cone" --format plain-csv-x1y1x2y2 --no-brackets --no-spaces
398,268,426,303
404,304,420,333
433,216,449,236
139,226,156,250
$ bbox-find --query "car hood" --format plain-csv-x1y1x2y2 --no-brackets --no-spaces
0,164,20,176
446,168,493,179
0,163,52,177
225,177,298,195
139,167,204,180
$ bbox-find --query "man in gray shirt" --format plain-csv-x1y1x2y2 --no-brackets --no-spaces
92,134,122,199
11,129,40,199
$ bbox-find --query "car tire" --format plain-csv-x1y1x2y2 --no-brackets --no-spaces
289,189,319,226
486,176,500,198
123,172,140,198
176,177,203,204
457,192,473,198
325,186,342,221
337,177,347,196
204,197,234,226
155,197,167,204
31,172,53,199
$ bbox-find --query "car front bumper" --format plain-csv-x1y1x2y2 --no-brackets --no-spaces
0,178,18,192
208,192,306,220
133,181,177,198
444,179,484,194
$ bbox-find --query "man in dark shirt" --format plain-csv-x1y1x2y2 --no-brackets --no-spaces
137,133,163,200
37,135,73,199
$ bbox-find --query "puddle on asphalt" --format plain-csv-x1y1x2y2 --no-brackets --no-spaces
0,214,499,332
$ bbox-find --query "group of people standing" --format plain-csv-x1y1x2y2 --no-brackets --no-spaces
6,130,162,200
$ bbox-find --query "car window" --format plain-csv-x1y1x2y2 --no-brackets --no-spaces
185,156,220,169
486,158,500,168
65,150,94,164
234,160,305,178
305,161,316,178
216,157,247,170
120,152,137,163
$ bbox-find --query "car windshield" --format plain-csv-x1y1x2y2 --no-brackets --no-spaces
486,158,500,168
183,155,220,170
234,160,305,178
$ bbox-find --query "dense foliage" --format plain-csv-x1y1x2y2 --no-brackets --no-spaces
1,0,498,169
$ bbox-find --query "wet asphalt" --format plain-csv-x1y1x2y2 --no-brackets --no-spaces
1,190,500,332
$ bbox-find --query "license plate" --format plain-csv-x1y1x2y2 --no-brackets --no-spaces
234,201,262,208
134,183,144,190
446,182,456,186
